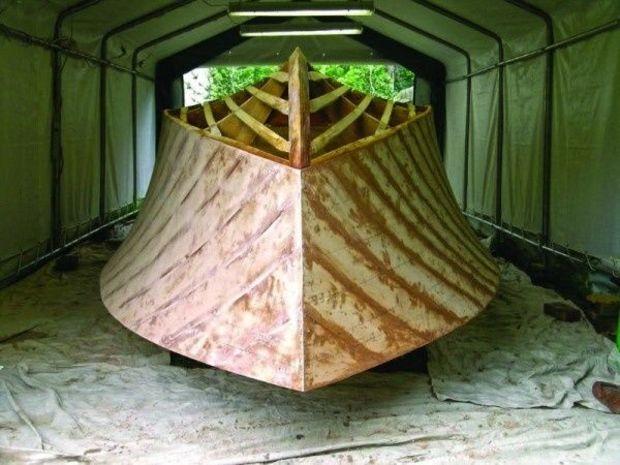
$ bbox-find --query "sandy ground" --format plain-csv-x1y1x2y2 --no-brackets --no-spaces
0,243,618,464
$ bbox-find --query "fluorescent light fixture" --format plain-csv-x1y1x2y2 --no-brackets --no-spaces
240,22,364,37
229,1,374,17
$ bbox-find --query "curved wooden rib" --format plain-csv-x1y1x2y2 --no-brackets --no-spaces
202,102,221,136
224,96,290,153
101,106,499,391
311,94,373,153
247,85,289,115
309,85,350,113
408,103,417,118
309,70,328,81
179,106,188,123
270,71,289,83
218,78,286,145
376,100,394,133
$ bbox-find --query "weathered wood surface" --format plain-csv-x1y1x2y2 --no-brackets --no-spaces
288,48,311,169
101,118,305,389
301,114,499,389
101,106,499,391
101,49,499,391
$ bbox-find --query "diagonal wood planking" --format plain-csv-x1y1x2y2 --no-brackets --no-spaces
101,106,499,391
301,111,499,390
102,116,305,389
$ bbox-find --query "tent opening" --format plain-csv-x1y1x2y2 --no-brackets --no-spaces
183,63,416,105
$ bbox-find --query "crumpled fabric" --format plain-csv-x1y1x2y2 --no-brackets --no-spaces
0,245,619,465
428,260,620,410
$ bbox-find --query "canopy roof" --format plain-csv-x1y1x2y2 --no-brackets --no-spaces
3,1,616,76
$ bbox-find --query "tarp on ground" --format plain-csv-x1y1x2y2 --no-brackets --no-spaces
0,243,618,464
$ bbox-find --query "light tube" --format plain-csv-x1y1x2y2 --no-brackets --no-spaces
229,1,374,17
239,23,364,37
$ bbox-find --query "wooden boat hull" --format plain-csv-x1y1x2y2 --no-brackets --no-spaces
100,107,499,391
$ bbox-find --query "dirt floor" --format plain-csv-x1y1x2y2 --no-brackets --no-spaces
0,243,618,464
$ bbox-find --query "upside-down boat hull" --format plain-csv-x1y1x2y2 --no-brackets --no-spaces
100,50,499,391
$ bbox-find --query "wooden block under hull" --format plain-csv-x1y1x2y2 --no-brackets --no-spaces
100,107,499,391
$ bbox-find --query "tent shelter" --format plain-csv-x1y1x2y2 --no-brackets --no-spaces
0,1,619,463
1,0,618,283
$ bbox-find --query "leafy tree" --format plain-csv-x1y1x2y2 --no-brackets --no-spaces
209,66,278,100
314,64,413,100
184,63,415,104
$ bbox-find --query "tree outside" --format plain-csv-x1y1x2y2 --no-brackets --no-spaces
183,64,415,105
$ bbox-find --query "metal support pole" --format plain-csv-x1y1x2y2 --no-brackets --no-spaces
132,71,139,204
503,0,555,256
446,20,619,83
463,66,472,211
50,1,102,247
410,0,504,227
0,210,139,290
99,1,196,218
464,211,619,276
374,9,472,209
0,23,152,79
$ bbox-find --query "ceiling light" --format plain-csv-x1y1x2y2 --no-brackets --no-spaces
229,1,374,17
239,22,364,37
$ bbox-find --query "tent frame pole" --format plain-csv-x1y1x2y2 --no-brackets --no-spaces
373,9,472,210
51,0,104,250
0,23,151,79
0,209,139,291
464,212,618,276
130,9,230,166
502,0,554,257
99,1,196,218
409,0,505,229
446,20,619,82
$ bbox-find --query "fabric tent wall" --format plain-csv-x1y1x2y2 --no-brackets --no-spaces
205,34,387,66
136,78,157,199
546,1,620,259
60,57,100,239
0,4,55,281
0,2,163,283
0,32,53,280
105,70,134,214
371,0,619,264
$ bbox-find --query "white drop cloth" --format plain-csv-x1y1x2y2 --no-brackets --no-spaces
0,244,618,464
428,261,620,410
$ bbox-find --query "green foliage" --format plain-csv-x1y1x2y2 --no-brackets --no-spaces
199,64,415,101
315,64,414,100
208,65,279,100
